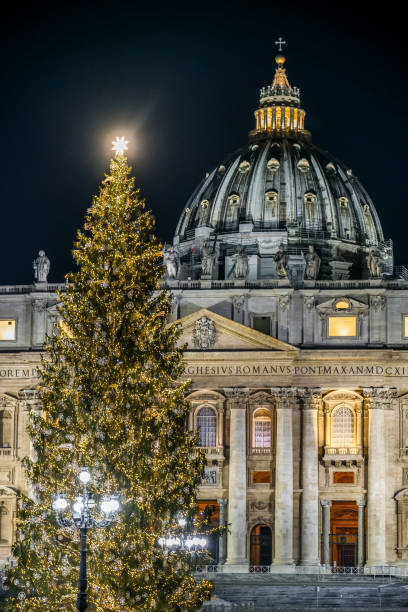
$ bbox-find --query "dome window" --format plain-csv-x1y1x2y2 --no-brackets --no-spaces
185,207,191,215
200,199,210,209
228,194,240,207
250,144,259,151
218,165,226,174
267,158,280,172
265,191,278,208
326,162,336,174
362,204,370,214
293,143,301,150
239,160,251,173
339,197,349,208
304,192,316,205
297,158,310,173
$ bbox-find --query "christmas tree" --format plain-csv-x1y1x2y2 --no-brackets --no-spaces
2,149,213,610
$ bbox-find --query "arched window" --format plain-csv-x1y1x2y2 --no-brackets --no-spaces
331,406,354,447
0,410,12,448
253,408,271,449
196,406,216,447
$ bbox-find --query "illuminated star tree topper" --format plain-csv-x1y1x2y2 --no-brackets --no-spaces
112,136,129,156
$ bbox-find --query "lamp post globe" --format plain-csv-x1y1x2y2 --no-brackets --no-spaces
53,468,119,611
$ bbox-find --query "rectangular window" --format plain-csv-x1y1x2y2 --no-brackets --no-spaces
333,472,355,484
252,471,271,484
253,316,271,335
0,320,16,341
328,316,357,337
404,315,408,338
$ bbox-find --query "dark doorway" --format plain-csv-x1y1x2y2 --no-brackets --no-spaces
250,524,272,566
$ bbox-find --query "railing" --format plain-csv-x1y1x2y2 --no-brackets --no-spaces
0,448,12,457
249,565,271,573
325,446,362,455
251,447,271,455
198,446,223,456
193,565,218,573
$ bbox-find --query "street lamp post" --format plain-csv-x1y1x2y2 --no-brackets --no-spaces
52,468,120,612
158,517,207,558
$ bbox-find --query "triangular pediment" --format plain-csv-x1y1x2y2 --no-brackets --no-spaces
316,296,368,314
171,308,298,352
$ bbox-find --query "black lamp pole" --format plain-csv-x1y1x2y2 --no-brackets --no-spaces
52,468,120,612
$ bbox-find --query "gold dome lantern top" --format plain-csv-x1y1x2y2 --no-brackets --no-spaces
251,40,306,140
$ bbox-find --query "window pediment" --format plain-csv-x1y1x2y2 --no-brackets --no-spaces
316,297,369,318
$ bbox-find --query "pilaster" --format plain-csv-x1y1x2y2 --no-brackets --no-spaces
223,387,249,571
363,387,397,567
299,387,321,567
271,387,296,570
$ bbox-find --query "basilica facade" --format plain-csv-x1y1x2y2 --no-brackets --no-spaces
1,55,408,573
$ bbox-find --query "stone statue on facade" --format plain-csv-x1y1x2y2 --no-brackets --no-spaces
231,245,248,279
193,315,216,349
33,250,50,283
366,247,382,278
201,241,215,277
303,244,321,280
163,246,179,279
273,243,288,278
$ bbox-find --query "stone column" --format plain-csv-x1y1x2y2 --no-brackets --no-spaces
272,387,295,569
31,298,48,347
224,388,249,570
321,500,331,567
357,500,366,567
300,388,321,567
363,387,396,566
217,498,227,565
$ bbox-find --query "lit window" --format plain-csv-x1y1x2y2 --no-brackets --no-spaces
228,194,240,207
304,192,316,205
267,157,280,172
253,409,271,448
339,197,348,208
265,191,278,207
331,406,354,447
0,320,16,341
335,300,350,310
196,406,216,447
328,316,357,337
404,315,408,338
239,160,251,173
297,158,310,173
200,199,210,209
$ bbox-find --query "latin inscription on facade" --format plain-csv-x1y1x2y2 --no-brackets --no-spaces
185,363,408,378
0,368,39,379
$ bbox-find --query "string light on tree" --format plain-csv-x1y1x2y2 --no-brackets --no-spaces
112,136,129,156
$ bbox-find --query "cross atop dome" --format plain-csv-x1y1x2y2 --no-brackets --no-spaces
274,36,286,52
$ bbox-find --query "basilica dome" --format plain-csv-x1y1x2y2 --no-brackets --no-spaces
172,56,391,281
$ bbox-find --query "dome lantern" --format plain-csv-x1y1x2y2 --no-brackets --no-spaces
251,54,306,140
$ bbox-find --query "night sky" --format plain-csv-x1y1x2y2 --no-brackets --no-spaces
0,1,406,284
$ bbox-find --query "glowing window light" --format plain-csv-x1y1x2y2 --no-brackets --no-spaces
404,315,408,338
328,316,357,337
335,300,350,310
0,320,16,341
112,136,129,156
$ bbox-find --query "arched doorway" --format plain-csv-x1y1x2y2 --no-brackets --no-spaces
250,524,272,566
